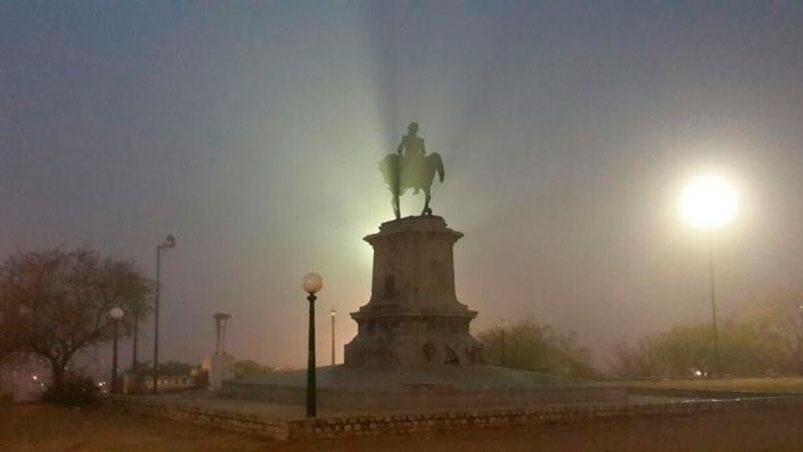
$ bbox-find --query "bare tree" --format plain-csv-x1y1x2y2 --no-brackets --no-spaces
750,291,803,372
612,338,660,378
0,248,153,390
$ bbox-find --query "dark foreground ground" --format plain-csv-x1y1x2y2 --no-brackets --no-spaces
2,403,803,451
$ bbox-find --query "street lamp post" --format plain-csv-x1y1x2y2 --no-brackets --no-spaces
500,328,506,367
153,234,176,394
109,306,124,394
302,272,323,418
706,237,721,375
680,174,737,377
131,305,139,371
499,319,509,367
330,308,336,366
797,305,803,362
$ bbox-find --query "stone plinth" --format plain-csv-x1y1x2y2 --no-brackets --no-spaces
221,365,627,411
344,216,482,368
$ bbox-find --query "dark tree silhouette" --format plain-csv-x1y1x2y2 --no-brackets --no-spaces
478,318,596,378
0,248,153,391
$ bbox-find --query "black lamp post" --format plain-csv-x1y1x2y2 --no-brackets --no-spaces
798,305,803,362
131,305,139,372
706,236,721,376
153,234,176,394
302,272,323,418
500,328,506,367
499,319,509,367
109,306,124,394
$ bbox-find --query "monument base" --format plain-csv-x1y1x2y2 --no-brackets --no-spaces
221,365,626,411
344,311,483,368
345,215,484,369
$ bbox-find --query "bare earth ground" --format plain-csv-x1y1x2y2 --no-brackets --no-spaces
2,403,803,452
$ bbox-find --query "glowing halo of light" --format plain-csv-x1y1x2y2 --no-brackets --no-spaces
679,174,738,230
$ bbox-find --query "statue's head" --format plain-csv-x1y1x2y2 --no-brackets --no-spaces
407,122,419,135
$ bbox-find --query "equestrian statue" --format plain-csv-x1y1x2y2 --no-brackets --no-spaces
379,122,445,219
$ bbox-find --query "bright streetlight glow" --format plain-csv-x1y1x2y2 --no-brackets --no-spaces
680,174,738,229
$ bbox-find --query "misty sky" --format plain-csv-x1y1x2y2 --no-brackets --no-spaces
3,2,803,372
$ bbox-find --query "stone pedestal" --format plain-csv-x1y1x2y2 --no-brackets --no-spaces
202,353,235,390
344,216,482,368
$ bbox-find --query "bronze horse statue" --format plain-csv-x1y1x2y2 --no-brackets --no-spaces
379,122,445,219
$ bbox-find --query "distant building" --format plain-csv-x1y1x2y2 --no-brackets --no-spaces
122,367,205,394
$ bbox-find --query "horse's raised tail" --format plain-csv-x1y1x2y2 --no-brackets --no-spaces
434,153,445,182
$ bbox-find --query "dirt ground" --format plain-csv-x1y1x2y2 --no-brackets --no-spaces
2,403,803,451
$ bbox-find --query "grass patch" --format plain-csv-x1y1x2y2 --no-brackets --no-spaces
619,376,803,394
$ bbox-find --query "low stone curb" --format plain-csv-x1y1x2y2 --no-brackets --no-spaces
106,395,803,442
624,385,803,399
107,396,293,441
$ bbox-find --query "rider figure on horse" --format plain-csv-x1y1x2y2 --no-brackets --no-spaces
396,122,425,194
380,121,444,219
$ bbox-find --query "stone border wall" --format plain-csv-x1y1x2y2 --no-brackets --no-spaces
106,395,803,442
221,382,627,410
108,396,292,441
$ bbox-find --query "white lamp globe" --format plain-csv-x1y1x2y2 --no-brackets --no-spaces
302,272,323,294
109,306,124,320
680,174,738,230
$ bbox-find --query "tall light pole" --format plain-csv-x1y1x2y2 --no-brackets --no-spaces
500,328,506,367
680,174,737,376
797,305,803,362
109,306,124,394
499,319,509,367
131,305,139,372
152,234,176,394
330,307,336,366
302,272,323,418
706,236,720,375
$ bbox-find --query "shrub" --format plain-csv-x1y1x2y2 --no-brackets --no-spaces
613,320,787,378
42,374,98,406
478,318,596,379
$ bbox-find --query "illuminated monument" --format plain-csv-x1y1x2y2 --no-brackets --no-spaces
223,123,624,409
345,123,482,368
